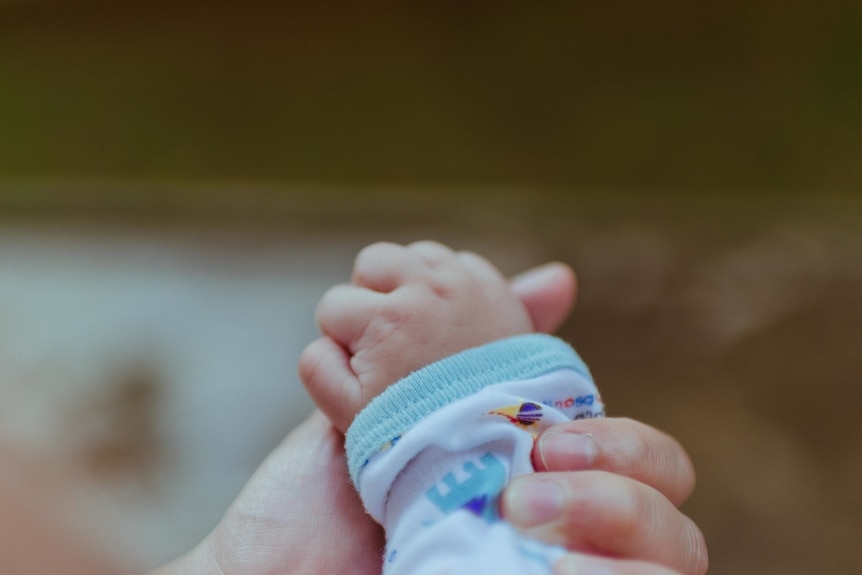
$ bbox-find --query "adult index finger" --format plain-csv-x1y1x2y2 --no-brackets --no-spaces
532,417,696,507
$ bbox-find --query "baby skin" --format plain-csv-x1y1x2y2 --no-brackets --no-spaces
301,241,604,575
302,241,545,432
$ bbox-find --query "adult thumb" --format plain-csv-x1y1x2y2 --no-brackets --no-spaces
510,262,577,334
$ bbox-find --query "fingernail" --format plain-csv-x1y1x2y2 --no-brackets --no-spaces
512,262,562,290
538,431,597,471
554,555,617,575
505,477,565,528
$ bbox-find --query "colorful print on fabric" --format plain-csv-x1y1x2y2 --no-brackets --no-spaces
487,401,544,428
361,435,403,472
379,435,402,453
426,453,507,523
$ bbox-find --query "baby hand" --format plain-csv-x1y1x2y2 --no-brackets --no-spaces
300,241,536,432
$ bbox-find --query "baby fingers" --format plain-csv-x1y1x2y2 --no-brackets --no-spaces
298,337,362,433
352,241,430,292
316,284,385,349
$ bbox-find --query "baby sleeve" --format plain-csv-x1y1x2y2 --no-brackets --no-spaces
345,334,604,575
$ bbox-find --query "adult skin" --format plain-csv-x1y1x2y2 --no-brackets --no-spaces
153,259,707,575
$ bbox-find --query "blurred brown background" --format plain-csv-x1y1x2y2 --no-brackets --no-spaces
1,1,860,574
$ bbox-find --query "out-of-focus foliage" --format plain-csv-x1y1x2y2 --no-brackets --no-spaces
1,0,861,191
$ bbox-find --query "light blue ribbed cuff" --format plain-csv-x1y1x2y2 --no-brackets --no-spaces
345,333,591,487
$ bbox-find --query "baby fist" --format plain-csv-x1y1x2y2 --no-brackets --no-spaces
300,241,535,432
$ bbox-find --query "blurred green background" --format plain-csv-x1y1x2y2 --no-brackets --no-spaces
2,0,862,192
1,2,861,575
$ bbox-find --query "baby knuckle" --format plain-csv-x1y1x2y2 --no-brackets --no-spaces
407,239,447,251
354,241,402,270
368,299,415,336
357,241,400,260
297,343,324,385
426,274,458,299
407,240,454,263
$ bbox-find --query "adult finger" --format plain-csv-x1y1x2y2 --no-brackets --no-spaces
501,471,708,575
510,262,577,334
532,417,696,506
554,554,684,575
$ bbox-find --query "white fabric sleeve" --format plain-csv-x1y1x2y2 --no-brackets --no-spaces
345,334,604,575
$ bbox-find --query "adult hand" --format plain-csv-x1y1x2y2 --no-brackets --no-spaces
512,255,707,574
150,410,384,575
151,414,706,575
503,418,708,575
